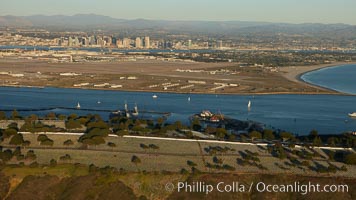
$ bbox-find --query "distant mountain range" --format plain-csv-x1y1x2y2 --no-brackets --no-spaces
1,14,356,38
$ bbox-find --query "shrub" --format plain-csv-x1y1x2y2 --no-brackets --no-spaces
180,168,189,174
50,159,57,167
37,134,48,142
107,142,116,148
344,153,356,165
29,161,39,168
223,164,236,171
41,139,54,146
9,134,24,145
59,154,71,161
25,150,36,160
65,120,82,130
63,139,74,146
187,160,197,167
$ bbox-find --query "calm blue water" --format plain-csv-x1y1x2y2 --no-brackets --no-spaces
1,87,356,135
301,64,356,95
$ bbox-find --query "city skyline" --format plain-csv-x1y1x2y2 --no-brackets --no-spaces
1,0,356,25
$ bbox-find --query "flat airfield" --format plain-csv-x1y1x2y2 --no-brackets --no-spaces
0,59,340,94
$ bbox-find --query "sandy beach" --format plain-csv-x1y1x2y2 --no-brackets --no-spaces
280,62,356,93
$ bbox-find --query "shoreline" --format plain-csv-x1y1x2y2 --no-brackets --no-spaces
0,84,353,97
280,61,356,95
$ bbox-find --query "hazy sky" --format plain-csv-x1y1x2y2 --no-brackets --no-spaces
1,0,355,24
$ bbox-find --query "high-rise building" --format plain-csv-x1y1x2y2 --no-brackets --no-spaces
89,36,96,45
82,37,89,46
217,40,223,49
112,37,117,46
163,40,172,49
74,37,80,46
116,39,123,48
68,37,74,47
123,38,131,48
135,37,142,48
104,36,112,46
188,40,192,49
144,36,150,49
97,37,105,46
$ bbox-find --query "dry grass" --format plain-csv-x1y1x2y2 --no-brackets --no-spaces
2,134,356,177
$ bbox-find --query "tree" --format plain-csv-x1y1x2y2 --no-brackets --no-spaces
3,128,18,138
174,121,183,130
13,146,21,157
228,134,236,141
213,156,223,164
59,154,71,162
249,131,262,141
87,121,109,129
131,155,141,171
313,137,322,147
37,134,49,143
20,121,35,133
187,160,197,167
309,130,319,138
107,142,116,149
327,137,336,147
65,120,82,130
68,113,78,120
280,132,294,142
50,159,57,167
41,139,54,146
9,134,24,146
344,153,356,165
58,114,67,120
22,140,31,148
156,118,165,128
7,122,18,130
82,138,95,146
92,136,105,146
0,111,6,120
327,151,335,161
25,150,36,160
27,114,39,122
216,128,227,139
63,139,74,146
191,118,202,131
149,144,159,152
11,110,21,120
180,168,189,175
140,143,149,150
0,149,13,162
263,129,275,140
46,112,57,120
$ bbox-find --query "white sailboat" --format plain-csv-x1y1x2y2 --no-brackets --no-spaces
76,102,81,109
349,112,356,118
124,102,130,118
124,102,128,111
247,100,251,110
188,97,191,102
132,104,139,116
152,94,158,99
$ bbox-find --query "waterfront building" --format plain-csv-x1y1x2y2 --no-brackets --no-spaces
144,36,150,49
68,37,74,46
135,37,142,48
217,40,223,49
89,36,96,45
188,39,192,49
123,38,131,48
